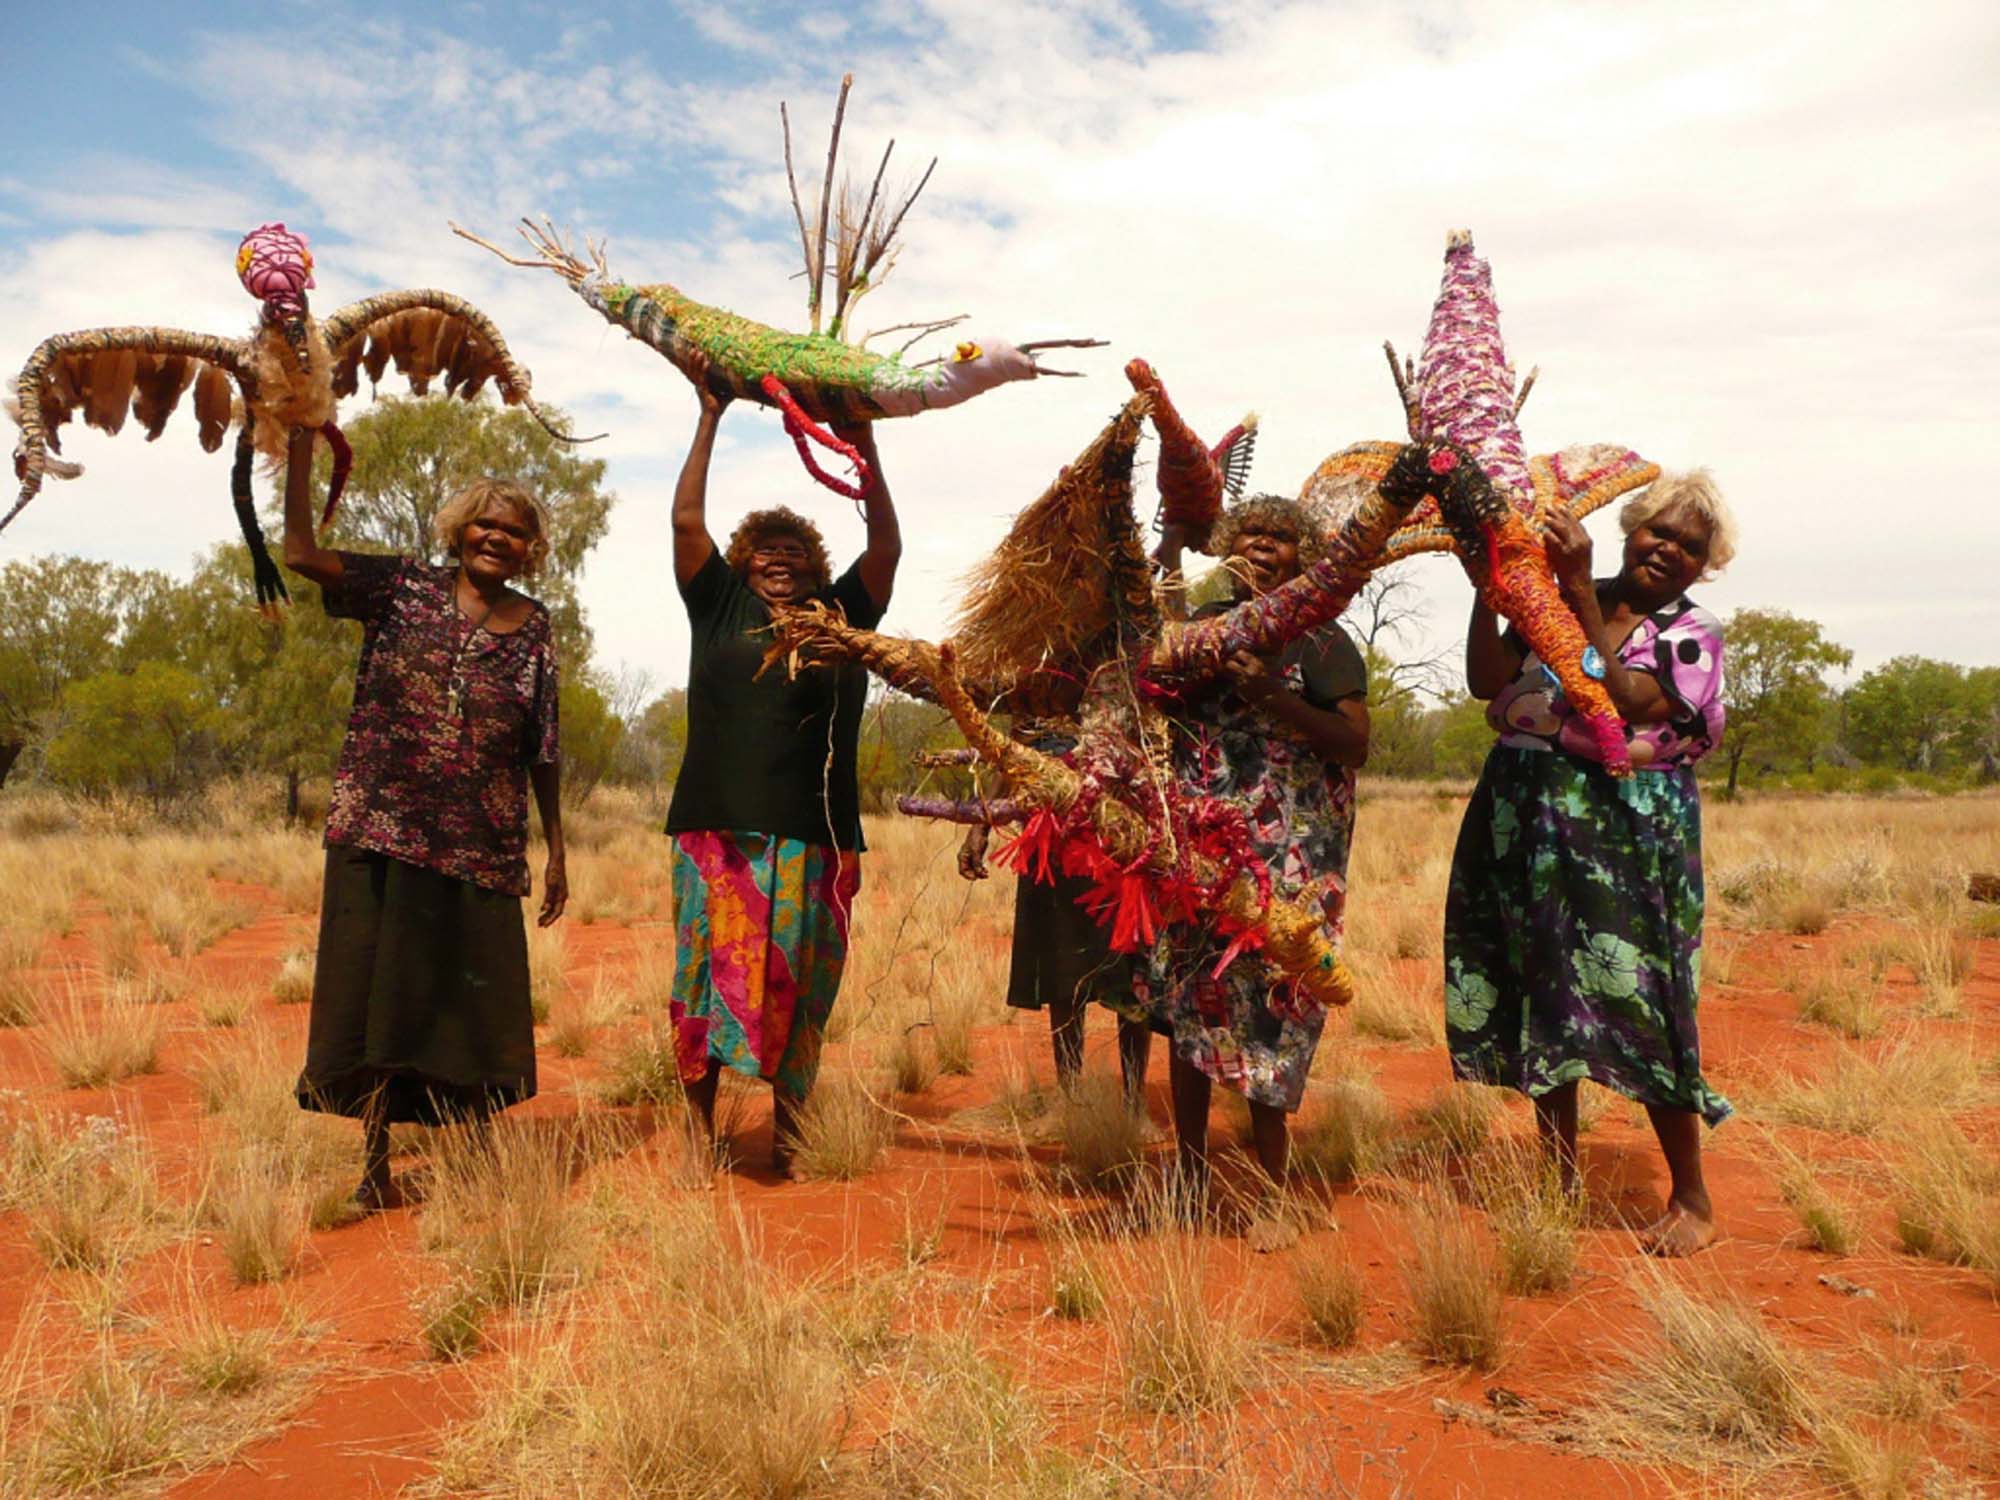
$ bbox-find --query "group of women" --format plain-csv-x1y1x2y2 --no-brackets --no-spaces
285,353,1739,1257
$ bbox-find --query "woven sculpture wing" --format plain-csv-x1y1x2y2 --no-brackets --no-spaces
1533,444,1660,523
322,291,537,409
14,330,244,460
1297,441,1456,562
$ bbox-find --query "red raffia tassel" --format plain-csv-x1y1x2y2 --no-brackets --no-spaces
760,374,870,499
1209,920,1266,979
1087,870,1161,953
992,807,1062,883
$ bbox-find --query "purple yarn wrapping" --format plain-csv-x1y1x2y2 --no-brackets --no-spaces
1414,234,1532,512
895,794,1024,826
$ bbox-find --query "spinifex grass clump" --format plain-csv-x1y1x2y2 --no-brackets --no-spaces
1890,1118,2000,1280
1052,1072,1146,1189
788,1070,893,1181
1772,1149,1862,1256
42,973,163,1088
1293,1241,1366,1348
420,1122,600,1310
1473,1143,1584,1294
1402,1186,1504,1368
1116,1218,1252,1413
1292,1065,1394,1184
1765,1033,1988,1137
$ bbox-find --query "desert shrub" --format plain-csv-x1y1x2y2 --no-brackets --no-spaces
1292,1069,1394,1184
1474,1145,1583,1294
1294,1242,1366,1348
1118,1228,1251,1413
1052,1072,1146,1189
269,948,314,1005
1402,1187,1504,1368
789,1072,893,1182
41,977,163,1088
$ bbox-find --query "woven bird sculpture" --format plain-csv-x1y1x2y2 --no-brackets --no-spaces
1298,230,1662,773
455,76,1101,502
5,222,584,609
763,384,1450,1014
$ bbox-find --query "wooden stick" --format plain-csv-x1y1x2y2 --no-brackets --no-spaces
809,74,853,334
1384,339,1414,422
1512,364,1540,417
779,100,815,293
874,156,938,264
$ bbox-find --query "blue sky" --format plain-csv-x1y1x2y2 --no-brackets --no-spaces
4,1,1997,693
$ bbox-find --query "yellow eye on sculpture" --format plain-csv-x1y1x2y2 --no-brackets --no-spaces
953,340,984,363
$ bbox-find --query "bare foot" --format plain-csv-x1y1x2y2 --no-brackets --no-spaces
1640,1205,1716,1257
352,1174,406,1216
1246,1215,1301,1254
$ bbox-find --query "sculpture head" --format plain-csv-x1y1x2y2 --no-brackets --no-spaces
237,222,316,351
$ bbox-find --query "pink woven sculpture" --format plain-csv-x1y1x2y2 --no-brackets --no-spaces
235,222,316,322
1299,231,1664,774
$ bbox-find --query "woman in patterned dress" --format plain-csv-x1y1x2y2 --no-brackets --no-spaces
281,427,566,1212
665,353,900,1176
1146,500,1370,1245
1447,470,1738,1256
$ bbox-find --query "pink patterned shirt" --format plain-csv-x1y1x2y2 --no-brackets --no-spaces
1487,597,1725,770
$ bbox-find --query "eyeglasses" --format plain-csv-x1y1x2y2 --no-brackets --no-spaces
750,543,812,563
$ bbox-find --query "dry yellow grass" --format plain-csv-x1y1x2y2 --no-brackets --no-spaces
1401,1185,1504,1369
1293,1240,1366,1348
40,975,164,1089
789,1071,894,1181
1473,1141,1584,1294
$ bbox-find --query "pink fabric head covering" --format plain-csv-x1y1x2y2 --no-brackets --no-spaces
236,223,316,318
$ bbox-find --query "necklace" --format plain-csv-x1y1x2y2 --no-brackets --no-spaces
444,577,499,721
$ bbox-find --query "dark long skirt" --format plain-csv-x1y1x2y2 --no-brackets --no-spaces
1007,871,1133,1013
297,845,537,1125
1444,745,1731,1125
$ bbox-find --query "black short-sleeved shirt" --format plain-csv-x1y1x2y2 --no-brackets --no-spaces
665,550,885,851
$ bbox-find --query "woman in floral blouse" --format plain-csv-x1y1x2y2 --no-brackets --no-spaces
1447,469,1737,1256
281,426,566,1212
1147,499,1370,1249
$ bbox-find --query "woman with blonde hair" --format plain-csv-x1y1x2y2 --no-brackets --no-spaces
1448,469,1737,1255
665,352,900,1176
282,427,566,1212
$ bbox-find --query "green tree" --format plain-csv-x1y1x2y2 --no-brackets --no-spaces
0,556,179,787
626,689,689,798
1960,666,2000,783
45,662,225,806
560,671,627,808
1718,609,1852,796
1844,656,1968,771
1429,693,1495,779
305,395,615,663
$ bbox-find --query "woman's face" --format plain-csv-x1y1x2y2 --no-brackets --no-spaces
1229,526,1303,595
1621,500,1712,604
745,531,816,605
460,502,535,586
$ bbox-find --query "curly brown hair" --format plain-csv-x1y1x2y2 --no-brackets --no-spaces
723,506,832,588
1208,493,1327,569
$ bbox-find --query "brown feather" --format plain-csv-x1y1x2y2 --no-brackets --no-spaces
430,318,468,394
361,333,391,387
131,355,196,440
396,309,445,392
83,349,139,435
192,365,234,452
328,334,366,400
442,332,483,398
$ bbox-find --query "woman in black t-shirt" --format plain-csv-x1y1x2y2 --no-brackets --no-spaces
665,352,901,1176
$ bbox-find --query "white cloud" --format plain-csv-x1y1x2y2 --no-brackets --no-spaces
3,0,1996,703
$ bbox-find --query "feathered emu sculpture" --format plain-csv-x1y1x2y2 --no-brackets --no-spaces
455,75,1102,502
1298,230,1663,773
5,222,587,610
762,388,1450,1014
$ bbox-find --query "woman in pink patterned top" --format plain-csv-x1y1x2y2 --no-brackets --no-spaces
280,426,567,1212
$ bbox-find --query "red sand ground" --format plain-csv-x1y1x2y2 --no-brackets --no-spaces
2,872,1996,1498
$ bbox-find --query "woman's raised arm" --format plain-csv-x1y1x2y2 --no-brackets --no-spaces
281,426,343,586
673,351,729,586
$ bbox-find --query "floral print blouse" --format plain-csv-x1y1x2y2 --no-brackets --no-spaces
323,553,560,895
1487,596,1725,770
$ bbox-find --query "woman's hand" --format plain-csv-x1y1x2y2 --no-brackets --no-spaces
1225,649,1284,704
686,350,730,418
957,825,990,882
538,848,568,927
1543,510,1595,603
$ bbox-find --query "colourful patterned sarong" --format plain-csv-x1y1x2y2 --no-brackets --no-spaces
669,831,859,1099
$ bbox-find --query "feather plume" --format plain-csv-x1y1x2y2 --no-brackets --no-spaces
83,349,139,435
131,355,196,440
245,318,335,465
192,365,234,453
361,333,391,388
